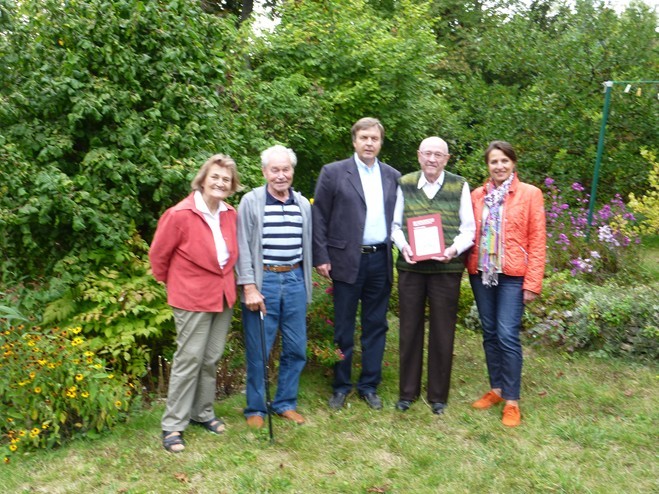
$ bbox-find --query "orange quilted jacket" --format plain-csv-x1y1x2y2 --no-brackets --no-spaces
466,174,546,294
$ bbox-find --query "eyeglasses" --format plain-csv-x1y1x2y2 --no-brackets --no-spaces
419,151,448,159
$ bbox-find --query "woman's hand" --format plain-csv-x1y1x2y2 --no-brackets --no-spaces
523,289,538,304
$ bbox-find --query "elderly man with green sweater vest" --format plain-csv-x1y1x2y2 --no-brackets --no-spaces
391,136,476,415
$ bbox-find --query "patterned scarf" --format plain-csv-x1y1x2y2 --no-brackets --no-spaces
479,173,514,287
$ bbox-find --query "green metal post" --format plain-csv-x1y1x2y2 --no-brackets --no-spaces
587,81,614,239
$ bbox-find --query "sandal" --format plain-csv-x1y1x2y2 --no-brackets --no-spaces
190,417,226,435
162,431,185,453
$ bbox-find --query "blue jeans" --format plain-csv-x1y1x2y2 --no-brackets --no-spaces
332,249,391,395
469,274,525,401
242,267,307,417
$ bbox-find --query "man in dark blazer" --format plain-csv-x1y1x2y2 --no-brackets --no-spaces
312,117,401,410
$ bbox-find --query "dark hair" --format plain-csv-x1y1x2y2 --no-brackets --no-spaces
351,117,385,142
190,154,241,194
484,140,517,164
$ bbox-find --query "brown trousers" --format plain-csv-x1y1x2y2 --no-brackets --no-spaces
397,271,462,404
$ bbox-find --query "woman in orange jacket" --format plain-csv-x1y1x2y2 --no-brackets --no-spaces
466,141,546,427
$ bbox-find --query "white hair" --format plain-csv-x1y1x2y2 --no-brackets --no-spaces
261,145,297,168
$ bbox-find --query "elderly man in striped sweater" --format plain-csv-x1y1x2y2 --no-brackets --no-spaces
236,145,313,428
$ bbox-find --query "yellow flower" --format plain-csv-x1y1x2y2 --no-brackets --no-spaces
9,444,17,452
114,400,122,408
18,430,25,437
75,374,84,381
71,327,82,334
38,359,47,366
7,418,13,423
72,358,80,364
27,341,36,347
31,428,40,435
81,391,90,398
29,371,36,379
3,457,9,464
42,422,50,429
94,364,102,369
34,387,42,394
86,357,93,364
47,363,56,369
84,351,94,357
108,374,114,379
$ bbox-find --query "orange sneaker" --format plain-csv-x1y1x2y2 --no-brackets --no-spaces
502,404,521,427
278,410,306,425
246,415,265,429
472,390,505,409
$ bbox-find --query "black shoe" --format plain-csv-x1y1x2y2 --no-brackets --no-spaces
431,402,446,415
360,392,383,410
395,399,412,412
329,392,347,410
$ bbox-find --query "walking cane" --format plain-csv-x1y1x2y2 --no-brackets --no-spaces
259,310,274,443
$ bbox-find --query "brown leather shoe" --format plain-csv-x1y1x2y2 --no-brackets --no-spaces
472,390,505,409
246,415,264,429
278,410,305,425
502,404,521,427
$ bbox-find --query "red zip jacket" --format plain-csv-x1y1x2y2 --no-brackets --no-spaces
149,193,237,312
466,174,546,294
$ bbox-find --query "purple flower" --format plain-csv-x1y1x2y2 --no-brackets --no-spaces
544,177,555,187
571,182,585,192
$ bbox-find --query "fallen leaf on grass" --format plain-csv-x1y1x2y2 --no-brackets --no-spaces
538,390,548,397
366,486,388,493
174,473,189,483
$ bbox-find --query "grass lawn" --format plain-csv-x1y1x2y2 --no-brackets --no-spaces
2,324,656,493
639,235,659,280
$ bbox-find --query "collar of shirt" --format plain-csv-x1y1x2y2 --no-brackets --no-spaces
354,153,380,173
265,188,296,205
417,171,444,200
194,190,228,217
417,171,445,189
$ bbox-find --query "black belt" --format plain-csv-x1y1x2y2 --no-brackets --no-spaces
360,243,387,254
263,262,300,273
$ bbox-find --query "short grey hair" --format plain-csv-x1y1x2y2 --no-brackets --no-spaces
261,145,297,168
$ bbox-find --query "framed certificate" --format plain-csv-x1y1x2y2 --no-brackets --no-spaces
407,213,445,261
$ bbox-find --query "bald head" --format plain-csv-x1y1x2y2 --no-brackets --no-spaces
417,137,450,183
419,137,449,154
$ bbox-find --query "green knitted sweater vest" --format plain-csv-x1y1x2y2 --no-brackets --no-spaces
397,170,467,274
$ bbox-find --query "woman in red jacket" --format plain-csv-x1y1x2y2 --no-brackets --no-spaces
466,141,546,427
149,154,240,452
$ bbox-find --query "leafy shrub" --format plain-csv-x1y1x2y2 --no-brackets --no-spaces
628,149,659,236
306,275,343,368
544,178,640,281
41,232,173,378
0,319,137,464
525,274,658,361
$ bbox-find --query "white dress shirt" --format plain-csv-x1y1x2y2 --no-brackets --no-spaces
194,191,230,268
355,153,387,245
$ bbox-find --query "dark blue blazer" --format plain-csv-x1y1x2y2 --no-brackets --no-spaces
312,156,401,284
